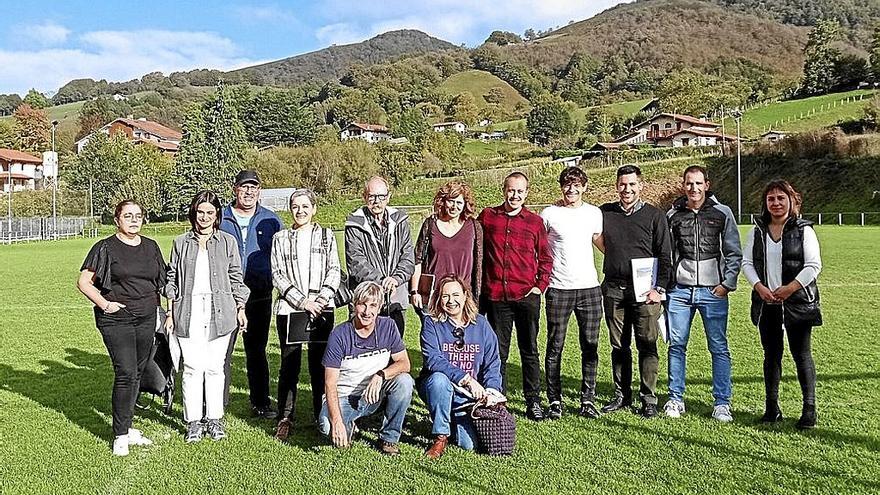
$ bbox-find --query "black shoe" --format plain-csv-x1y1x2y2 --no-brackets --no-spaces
760,408,783,424
638,402,658,419
252,405,278,420
796,404,817,430
578,402,601,419
526,400,545,421
547,402,562,420
600,396,632,414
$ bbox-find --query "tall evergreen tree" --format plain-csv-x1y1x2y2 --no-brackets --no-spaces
870,23,880,83
173,81,248,210
801,20,841,95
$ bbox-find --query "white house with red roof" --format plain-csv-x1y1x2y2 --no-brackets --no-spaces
432,121,467,133
75,117,182,154
340,122,391,143
0,149,43,192
592,113,735,151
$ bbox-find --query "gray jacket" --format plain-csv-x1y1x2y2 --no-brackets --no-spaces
344,206,415,309
164,230,250,340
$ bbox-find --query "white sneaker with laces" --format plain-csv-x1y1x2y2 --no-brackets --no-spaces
712,404,734,423
664,400,685,419
113,435,129,456
128,428,153,447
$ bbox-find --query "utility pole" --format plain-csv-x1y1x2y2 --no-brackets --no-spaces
51,120,59,239
731,109,743,223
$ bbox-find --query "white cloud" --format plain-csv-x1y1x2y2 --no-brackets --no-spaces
22,21,71,46
231,4,298,24
0,30,263,95
315,0,632,45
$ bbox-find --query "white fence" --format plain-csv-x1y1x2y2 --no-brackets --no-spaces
0,216,99,244
742,212,880,226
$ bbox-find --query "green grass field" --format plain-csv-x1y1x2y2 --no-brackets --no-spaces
724,89,878,138
1,226,879,494
489,97,653,132
439,70,530,113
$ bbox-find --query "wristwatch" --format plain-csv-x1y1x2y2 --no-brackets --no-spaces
409,289,418,295
376,369,386,381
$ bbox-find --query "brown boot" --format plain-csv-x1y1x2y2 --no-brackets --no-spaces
274,418,292,442
425,435,448,459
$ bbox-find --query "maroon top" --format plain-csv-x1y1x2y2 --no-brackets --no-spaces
478,205,553,301
426,219,475,288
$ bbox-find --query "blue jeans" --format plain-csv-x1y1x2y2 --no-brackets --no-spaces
417,372,479,451
318,373,414,444
666,286,732,406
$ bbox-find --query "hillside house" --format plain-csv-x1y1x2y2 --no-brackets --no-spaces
761,130,788,142
76,117,182,154
340,122,391,143
432,121,467,133
0,149,42,192
593,113,734,151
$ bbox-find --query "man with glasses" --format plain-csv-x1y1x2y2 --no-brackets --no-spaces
319,281,414,456
220,170,282,419
344,176,415,336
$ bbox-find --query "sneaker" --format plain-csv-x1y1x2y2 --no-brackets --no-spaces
112,435,129,456
525,399,546,421
639,402,658,419
664,400,686,419
547,401,563,420
712,404,734,423
275,418,292,442
378,439,400,456
252,405,278,420
578,402,601,419
206,419,226,441
185,421,204,443
127,428,153,447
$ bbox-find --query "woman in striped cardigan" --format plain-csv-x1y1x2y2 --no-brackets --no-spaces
270,188,342,441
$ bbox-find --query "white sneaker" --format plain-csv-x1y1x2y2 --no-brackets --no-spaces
113,435,129,456
664,400,685,418
712,404,734,423
128,428,153,447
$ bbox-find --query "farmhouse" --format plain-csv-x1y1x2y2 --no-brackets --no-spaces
76,117,182,154
761,130,788,142
593,113,735,151
432,121,467,133
340,122,391,143
0,149,43,192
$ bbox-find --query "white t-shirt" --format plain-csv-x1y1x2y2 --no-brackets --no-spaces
541,203,603,289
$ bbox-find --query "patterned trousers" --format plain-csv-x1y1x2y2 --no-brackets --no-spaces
544,287,603,404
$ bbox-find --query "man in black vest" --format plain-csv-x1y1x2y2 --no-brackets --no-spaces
597,165,672,418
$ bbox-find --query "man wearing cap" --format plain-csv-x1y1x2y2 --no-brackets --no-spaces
220,170,283,419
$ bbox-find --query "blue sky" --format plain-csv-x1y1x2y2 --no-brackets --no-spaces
0,0,630,95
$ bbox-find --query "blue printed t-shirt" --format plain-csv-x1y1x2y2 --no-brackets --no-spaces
322,316,405,398
231,210,251,243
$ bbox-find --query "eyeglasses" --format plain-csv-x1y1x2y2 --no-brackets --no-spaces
121,213,143,221
238,184,260,192
452,326,465,350
367,193,389,203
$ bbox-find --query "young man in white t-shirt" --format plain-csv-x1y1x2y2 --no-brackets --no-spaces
540,166,604,419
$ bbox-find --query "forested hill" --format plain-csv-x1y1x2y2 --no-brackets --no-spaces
705,0,880,31
499,0,812,77
228,30,460,86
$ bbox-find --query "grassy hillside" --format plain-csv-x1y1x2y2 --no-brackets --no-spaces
723,89,877,138
439,70,529,113
0,100,84,125
488,97,653,132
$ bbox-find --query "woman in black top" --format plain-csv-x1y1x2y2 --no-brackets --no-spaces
77,200,167,456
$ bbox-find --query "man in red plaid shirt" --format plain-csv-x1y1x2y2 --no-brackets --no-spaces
478,172,553,420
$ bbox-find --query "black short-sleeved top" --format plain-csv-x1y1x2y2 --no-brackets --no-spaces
81,235,166,318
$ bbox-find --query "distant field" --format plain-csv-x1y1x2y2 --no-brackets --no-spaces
462,138,535,158
0,100,84,125
489,97,653,132
439,70,529,113
724,89,877,138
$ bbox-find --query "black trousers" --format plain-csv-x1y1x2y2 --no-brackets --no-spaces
276,313,333,422
381,307,406,337
95,307,156,436
224,294,273,410
602,283,661,405
485,293,543,401
758,304,816,407
545,287,603,404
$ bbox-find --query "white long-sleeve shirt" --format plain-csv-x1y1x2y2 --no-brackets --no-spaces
742,225,822,290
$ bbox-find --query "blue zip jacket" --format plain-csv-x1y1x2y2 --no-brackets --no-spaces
220,203,282,295
419,314,503,391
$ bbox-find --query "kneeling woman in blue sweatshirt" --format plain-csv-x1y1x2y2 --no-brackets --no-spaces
418,274,504,459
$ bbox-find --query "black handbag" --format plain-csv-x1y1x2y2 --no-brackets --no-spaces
470,402,516,456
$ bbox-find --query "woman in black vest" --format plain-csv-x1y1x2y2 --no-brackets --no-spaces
742,180,822,429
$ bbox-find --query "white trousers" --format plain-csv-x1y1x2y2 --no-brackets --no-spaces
179,294,231,422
